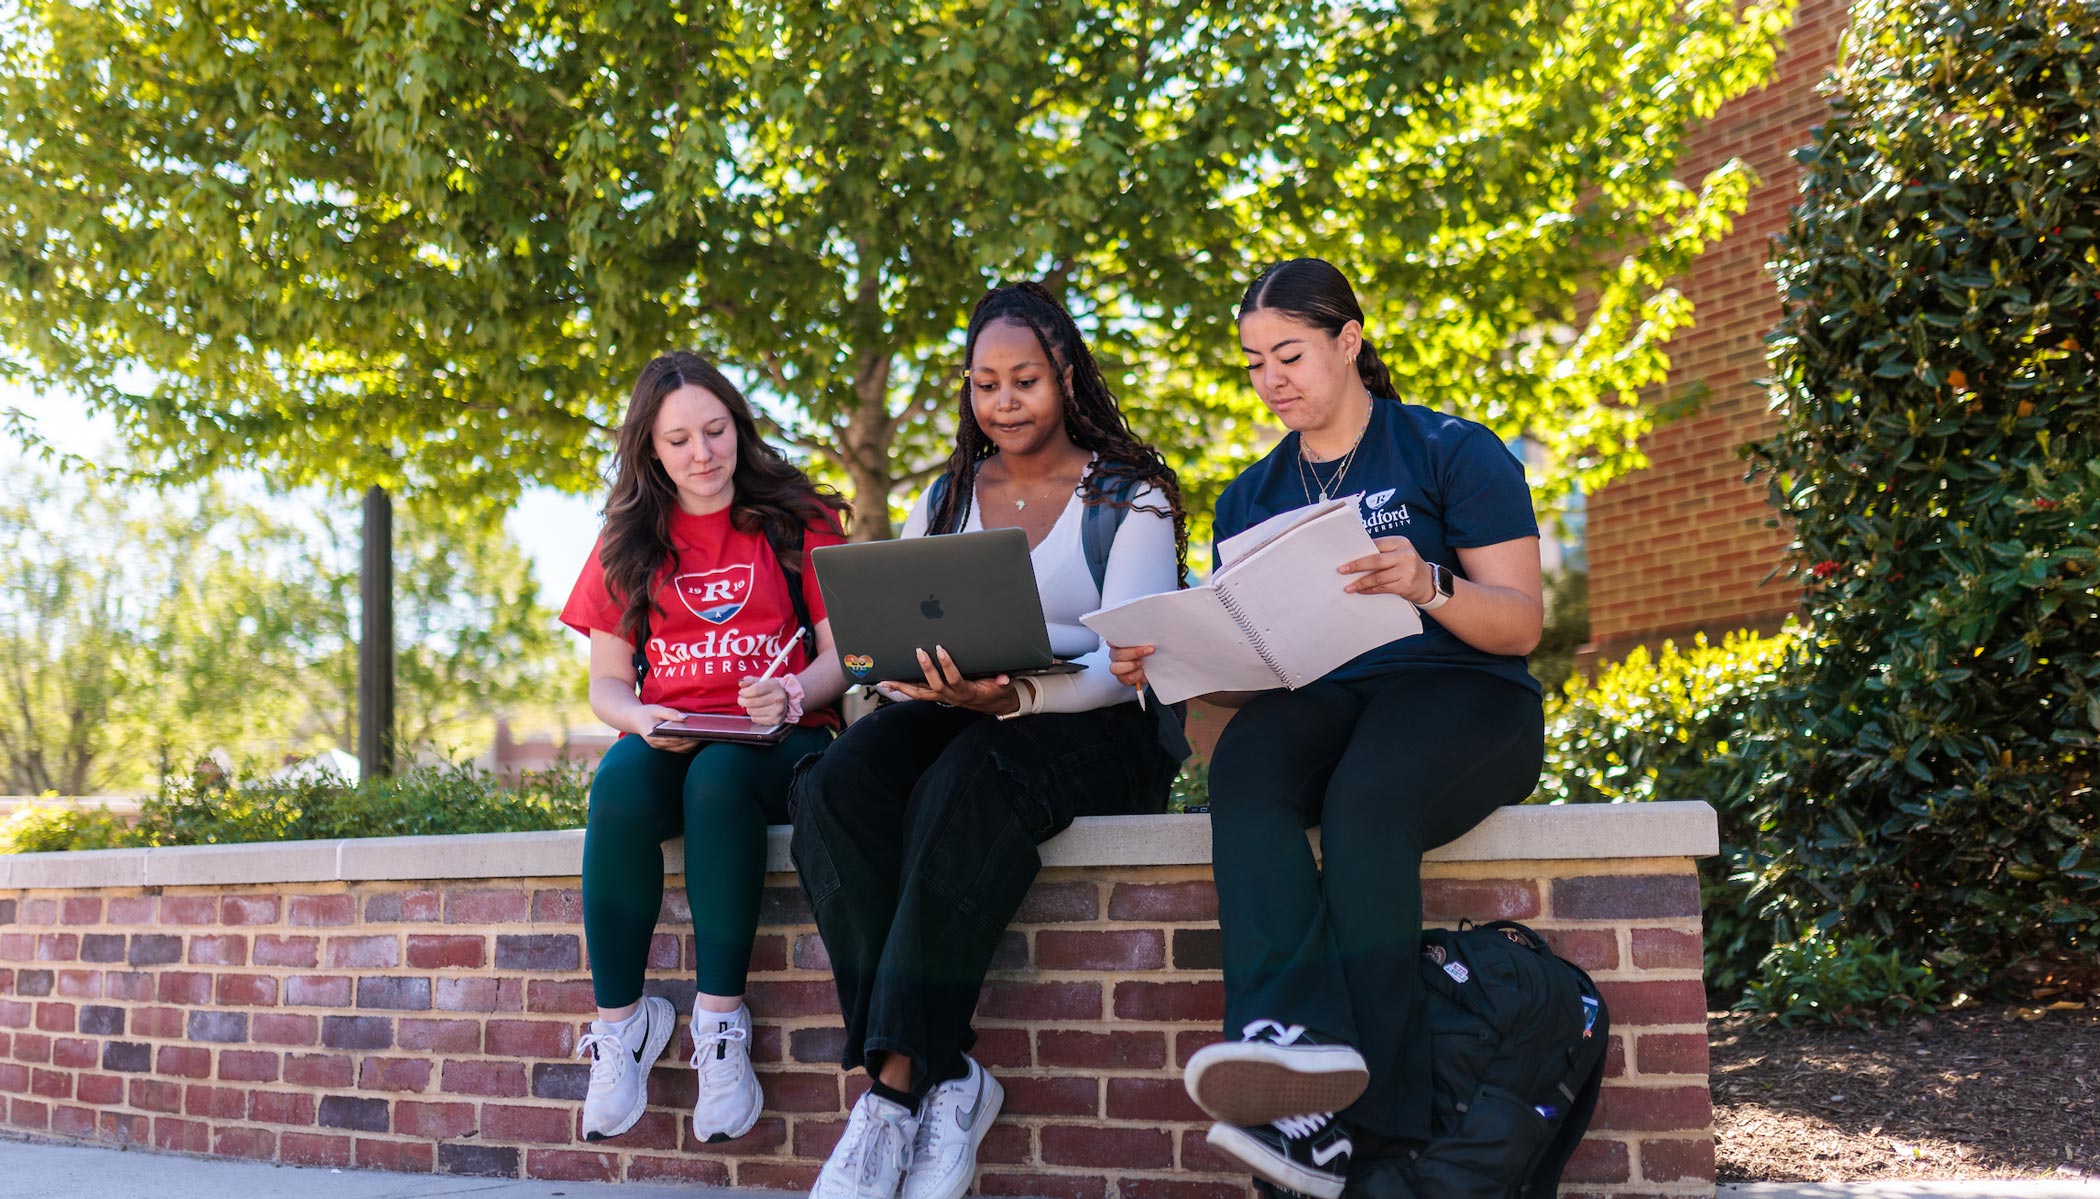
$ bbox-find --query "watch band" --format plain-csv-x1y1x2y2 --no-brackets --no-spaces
1418,562,1454,612
997,675,1041,721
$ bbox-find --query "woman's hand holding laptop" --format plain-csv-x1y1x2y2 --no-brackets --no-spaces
876,645,1022,716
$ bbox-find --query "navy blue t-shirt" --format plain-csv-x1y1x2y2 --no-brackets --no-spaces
1212,398,1541,694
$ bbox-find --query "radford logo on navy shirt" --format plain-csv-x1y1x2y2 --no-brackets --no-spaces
674,564,753,624
1360,488,1412,534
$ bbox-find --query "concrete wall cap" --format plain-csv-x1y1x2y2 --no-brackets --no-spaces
5,801,1718,889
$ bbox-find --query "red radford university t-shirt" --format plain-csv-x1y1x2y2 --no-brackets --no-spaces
560,507,843,729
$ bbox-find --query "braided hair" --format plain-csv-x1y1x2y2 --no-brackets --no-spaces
926,281,1189,582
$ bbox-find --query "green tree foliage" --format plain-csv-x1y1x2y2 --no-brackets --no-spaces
0,0,1789,532
1745,0,2100,986
0,461,571,792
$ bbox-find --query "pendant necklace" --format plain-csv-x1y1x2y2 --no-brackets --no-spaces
1296,400,1373,504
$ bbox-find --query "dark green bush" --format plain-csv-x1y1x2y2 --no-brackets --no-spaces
131,759,589,847
1541,629,1794,997
1740,930,1944,1028
1745,0,2100,992
0,800,130,854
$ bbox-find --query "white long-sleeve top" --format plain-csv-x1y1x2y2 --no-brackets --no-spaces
900,472,1178,714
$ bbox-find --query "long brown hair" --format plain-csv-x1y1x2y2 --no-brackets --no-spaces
1239,257,1398,397
926,281,1189,580
599,351,849,643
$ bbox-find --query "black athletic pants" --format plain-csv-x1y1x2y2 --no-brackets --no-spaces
790,699,1170,1095
1209,667,1544,1141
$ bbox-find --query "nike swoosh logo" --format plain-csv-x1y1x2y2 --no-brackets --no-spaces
1311,1136,1353,1167
955,1078,987,1132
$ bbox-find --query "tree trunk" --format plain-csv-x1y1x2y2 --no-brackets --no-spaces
842,349,896,542
359,486,396,780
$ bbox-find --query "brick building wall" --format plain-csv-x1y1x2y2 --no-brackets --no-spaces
1584,0,1852,662
0,809,1718,1196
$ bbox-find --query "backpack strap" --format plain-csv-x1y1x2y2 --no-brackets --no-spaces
925,471,960,535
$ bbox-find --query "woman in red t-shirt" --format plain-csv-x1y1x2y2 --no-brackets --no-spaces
557,350,848,1146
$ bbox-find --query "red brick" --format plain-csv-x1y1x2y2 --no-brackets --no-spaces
189,935,248,967
648,933,681,970
736,1163,820,1191
157,971,211,1005
482,1103,573,1144
217,974,278,1007
51,1103,95,1139
0,999,28,1029
30,1068,71,1099
1607,1032,1628,1079
1423,878,1543,921
1642,1135,1717,1182
434,977,510,1012
525,1149,618,1182
1036,929,1166,971
98,1110,148,1144
326,935,400,970
976,981,1101,1022
156,1045,212,1079
484,1020,573,1059
75,1073,123,1105
1636,1032,1710,1077
0,934,31,962
59,898,102,925
185,1083,248,1120
530,888,583,923
1015,881,1101,923
393,1099,477,1139
1551,875,1701,920
55,970,101,999
399,1018,481,1053
758,1071,841,1113
355,1138,434,1173
254,935,320,968
1594,1084,1713,1132
1108,1075,1208,1122
1544,928,1621,973
107,896,156,924
792,1117,847,1158
358,1056,433,1092
743,980,840,1018
1598,980,1709,1027
1108,881,1217,922
128,1077,182,1112
440,1060,528,1097
0,1061,26,1093
132,1006,184,1038
285,1053,354,1088
1565,1135,1632,1183
287,894,357,927
627,1156,731,1185
34,1002,75,1033
979,1171,1110,1199
13,1030,49,1060
219,1049,281,1082
1120,1182,1249,1199
34,935,78,962
1000,1075,1098,1116
747,933,787,973
1115,979,1225,1022
1041,1123,1172,1168
979,1122,1031,1164
153,1115,211,1153
1179,1127,1243,1172
1631,928,1704,970
364,889,441,923
280,1131,356,1167
1175,1027,1227,1067
791,934,831,971
609,1109,682,1151
677,1113,783,1155
215,1126,277,1160
220,895,282,926
8,1097,48,1129
161,896,218,925
286,974,354,1007
969,1026,1033,1069
406,935,485,970
253,1013,318,1046
525,979,595,1015
445,889,530,924
52,1037,98,1069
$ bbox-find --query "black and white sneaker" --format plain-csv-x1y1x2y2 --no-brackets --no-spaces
1183,1019,1369,1126
1207,1113,1354,1199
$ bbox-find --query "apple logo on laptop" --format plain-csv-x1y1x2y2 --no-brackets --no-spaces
921,594,944,620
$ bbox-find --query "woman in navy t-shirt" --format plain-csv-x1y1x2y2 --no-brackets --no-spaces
1112,258,1547,1196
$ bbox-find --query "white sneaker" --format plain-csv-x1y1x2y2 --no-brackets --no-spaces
902,1057,1003,1199
689,1001,763,1142
811,1090,917,1199
577,995,676,1141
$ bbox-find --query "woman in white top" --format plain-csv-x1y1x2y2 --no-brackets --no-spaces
793,281,1188,1199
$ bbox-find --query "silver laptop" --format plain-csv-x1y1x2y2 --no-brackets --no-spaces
812,528,1085,686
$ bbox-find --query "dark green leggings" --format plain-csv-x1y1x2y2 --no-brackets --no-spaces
582,726,831,1007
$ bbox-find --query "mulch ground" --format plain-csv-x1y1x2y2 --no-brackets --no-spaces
1710,1006,2100,1182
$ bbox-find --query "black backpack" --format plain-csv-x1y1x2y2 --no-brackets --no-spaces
1347,920,1610,1199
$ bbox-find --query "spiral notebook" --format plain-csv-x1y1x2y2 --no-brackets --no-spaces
1078,498,1423,705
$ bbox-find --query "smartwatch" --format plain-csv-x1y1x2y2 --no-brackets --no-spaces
1418,562,1455,612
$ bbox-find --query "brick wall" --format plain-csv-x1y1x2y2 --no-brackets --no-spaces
1584,0,1852,662
0,818,1714,1196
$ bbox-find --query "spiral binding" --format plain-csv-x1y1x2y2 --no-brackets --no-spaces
1217,589,1291,687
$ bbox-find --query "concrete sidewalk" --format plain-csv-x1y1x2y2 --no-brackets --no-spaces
4,1137,2096,1199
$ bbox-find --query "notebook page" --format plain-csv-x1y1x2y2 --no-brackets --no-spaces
1212,505,1423,688
1079,588,1284,705
1215,497,1356,574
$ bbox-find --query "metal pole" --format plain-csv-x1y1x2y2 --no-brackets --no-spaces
358,485,396,780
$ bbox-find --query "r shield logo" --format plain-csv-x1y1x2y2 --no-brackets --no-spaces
920,594,944,620
1366,488,1397,510
674,564,754,625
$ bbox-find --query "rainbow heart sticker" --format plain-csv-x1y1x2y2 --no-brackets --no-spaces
843,654,875,678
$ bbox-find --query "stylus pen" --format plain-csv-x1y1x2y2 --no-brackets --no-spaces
754,629,804,684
